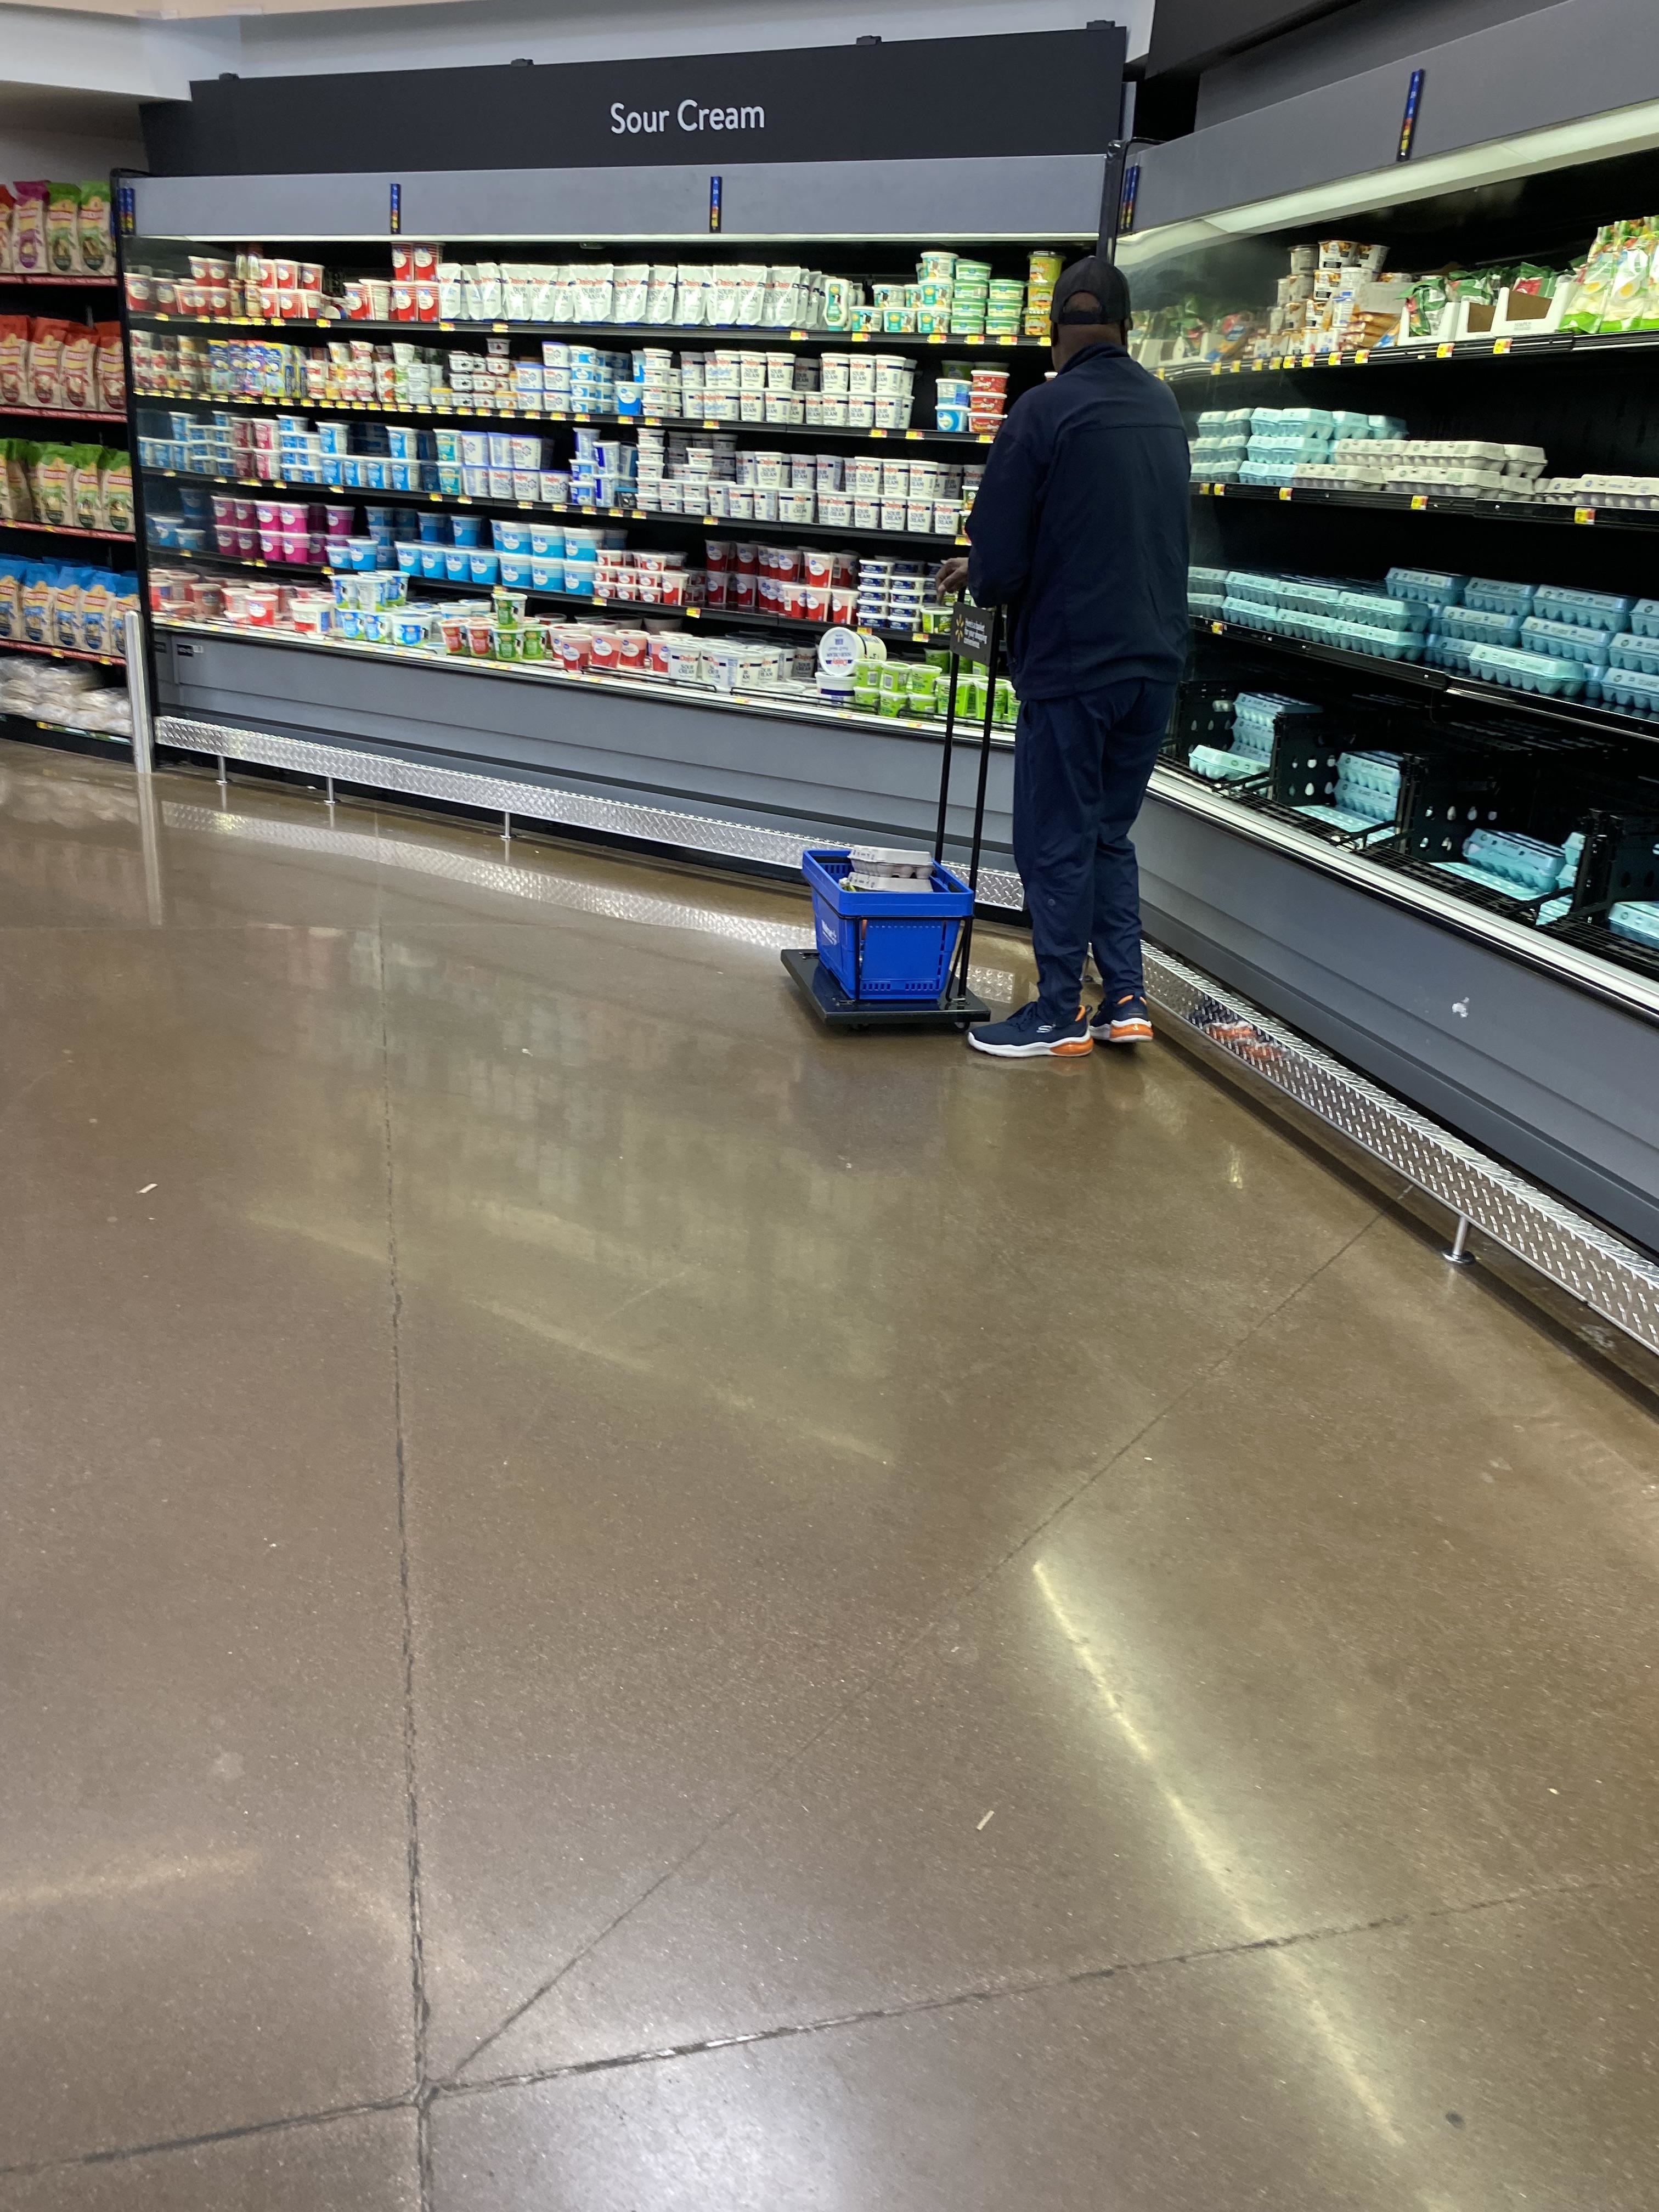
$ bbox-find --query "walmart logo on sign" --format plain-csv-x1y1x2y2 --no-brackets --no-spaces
610,99,766,137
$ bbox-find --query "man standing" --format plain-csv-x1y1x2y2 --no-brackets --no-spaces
935,256,1189,1059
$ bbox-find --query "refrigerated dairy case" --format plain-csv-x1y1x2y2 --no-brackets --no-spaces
1117,137,1659,1251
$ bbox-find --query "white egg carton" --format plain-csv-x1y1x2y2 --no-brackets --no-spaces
1291,464,1375,489
1577,473,1659,507
1531,477,1588,505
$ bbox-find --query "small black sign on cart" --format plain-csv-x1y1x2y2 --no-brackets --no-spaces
781,599,1005,1032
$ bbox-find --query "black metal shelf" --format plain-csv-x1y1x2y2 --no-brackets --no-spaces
1192,616,1659,747
142,464,967,550
1155,327,1659,385
132,383,998,450
131,309,1045,354
154,546,933,645
1190,482,1659,532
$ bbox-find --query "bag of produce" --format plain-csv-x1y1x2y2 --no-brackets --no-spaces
30,443,75,526
77,182,112,275
71,445,107,531
1562,222,1624,332
0,554,25,639
0,186,15,275
12,183,49,273
0,439,33,522
1599,217,1656,332
94,324,125,413
99,450,133,534
46,184,83,277
21,565,55,644
0,317,27,404
26,318,72,408
60,323,97,410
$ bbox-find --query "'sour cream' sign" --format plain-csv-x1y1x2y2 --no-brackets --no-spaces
610,100,768,138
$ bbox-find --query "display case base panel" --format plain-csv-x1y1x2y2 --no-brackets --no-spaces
154,630,1017,871
1135,788,1659,1259
780,947,990,1031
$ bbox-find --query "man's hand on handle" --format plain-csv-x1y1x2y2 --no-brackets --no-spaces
933,556,970,597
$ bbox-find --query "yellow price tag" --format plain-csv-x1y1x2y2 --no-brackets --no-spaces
1300,354,1316,368
1268,357,1283,371
1493,337,1512,355
685,607,700,620
1210,364,1223,377
905,428,924,440
1436,342,1455,358
1575,506,1597,525
1353,349,1370,365
1278,487,1293,502
1410,494,1428,511
1210,621,1224,635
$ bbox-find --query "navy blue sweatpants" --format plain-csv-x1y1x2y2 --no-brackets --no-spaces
1012,679,1177,1020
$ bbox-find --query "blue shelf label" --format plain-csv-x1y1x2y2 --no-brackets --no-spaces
389,180,402,234
709,174,723,234
1397,68,1425,162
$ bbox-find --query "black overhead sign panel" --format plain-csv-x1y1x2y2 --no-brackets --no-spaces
140,26,1126,178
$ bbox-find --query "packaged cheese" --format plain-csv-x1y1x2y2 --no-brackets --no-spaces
13,182,48,274
77,182,112,275
46,184,82,276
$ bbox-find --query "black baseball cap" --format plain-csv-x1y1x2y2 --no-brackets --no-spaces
1051,254,1132,330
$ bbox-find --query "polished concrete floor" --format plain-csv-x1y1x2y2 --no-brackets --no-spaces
1,735,1656,2210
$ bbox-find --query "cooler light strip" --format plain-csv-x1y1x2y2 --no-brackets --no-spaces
153,713,1659,1355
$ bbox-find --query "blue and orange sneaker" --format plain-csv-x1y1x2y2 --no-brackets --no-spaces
1090,991,1153,1046
968,1001,1093,1058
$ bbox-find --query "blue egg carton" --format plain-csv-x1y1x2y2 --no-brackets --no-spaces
1607,633,1659,674
1188,590,1226,617
1468,645,1587,697
1252,406,1334,428
1438,603,1524,645
1337,590,1427,633
1221,597,1275,630
1238,462,1299,486
1188,745,1266,782
1532,586,1633,630
1341,621,1426,662
1425,635,1478,675
1593,665,1659,716
1276,579,1344,614
1628,597,1659,639
1519,616,1613,664
1610,901,1659,949
1387,567,1467,607
1224,572,1279,606
1461,827,1567,895
1463,577,1537,616
1189,565,1231,592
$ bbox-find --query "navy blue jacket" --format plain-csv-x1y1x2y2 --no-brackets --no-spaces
966,342,1190,700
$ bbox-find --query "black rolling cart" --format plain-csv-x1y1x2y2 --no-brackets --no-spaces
781,599,1006,1032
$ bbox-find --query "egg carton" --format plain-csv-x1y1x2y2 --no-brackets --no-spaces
1519,615,1614,664
1438,602,1525,644
1387,567,1467,606
1195,407,1256,430
1384,466,1509,493
1191,462,1243,484
1188,590,1226,616
1532,587,1634,630
1610,901,1659,947
1413,439,1510,464
1529,478,1587,505
1251,407,1334,428
1590,667,1659,717
1468,644,1587,697
1188,565,1231,592
1291,465,1375,489
1187,744,1265,782
1463,577,1536,615
1629,598,1659,638
1425,634,1479,675
1221,597,1276,630
1575,478,1659,509
1238,462,1300,486
1223,572,1279,605
1337,589,1426,631
1341,622,1426,661
1460,827,1569,895
1275,580,1345,614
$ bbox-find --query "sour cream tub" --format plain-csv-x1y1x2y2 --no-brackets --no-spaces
492,518,530,552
